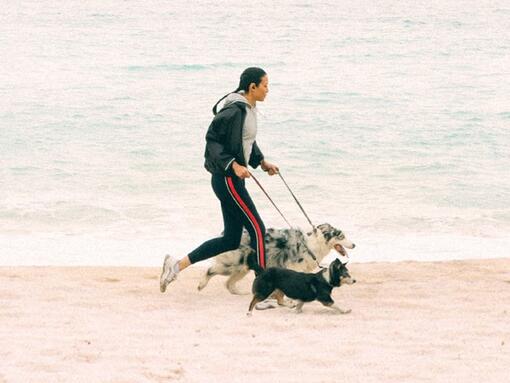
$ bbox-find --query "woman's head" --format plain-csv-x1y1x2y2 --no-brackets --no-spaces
212,67,268,114
237,67,268,98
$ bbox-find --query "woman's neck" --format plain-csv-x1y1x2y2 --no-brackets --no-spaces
242,93,256,107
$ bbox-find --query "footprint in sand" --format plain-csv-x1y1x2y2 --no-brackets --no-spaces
101,277,121,283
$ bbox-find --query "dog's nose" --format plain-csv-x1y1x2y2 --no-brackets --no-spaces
352,243,356,249
352,279,357,284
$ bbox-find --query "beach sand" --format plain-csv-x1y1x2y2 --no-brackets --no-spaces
1,258,509,383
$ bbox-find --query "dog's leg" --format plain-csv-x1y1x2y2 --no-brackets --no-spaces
225,267,250,295
197,266,217,291
320,300,351,314
295,301,305,314
247,296,263,316
273,289,285,305
198,261,235,291
272,289,296,308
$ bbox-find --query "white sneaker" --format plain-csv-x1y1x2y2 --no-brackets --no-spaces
160,255,178,293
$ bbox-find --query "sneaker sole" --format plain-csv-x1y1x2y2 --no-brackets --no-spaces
160,255,171,293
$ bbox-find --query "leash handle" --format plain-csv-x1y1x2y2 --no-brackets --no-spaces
278,172,315,231
249,172,293,228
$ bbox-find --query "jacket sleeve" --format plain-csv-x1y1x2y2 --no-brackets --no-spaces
205,112,236,174
248,140,264,169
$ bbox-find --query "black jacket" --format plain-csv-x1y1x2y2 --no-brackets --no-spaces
204,102,264,175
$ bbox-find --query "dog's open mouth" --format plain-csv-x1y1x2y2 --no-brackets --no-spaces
334,244,348,257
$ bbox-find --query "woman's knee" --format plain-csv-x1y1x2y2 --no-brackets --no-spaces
222,236,241,252
246,219,265,237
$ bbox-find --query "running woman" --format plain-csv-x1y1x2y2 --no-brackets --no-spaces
160,67,278,292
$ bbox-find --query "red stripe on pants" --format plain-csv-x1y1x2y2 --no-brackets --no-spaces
226,177,265,269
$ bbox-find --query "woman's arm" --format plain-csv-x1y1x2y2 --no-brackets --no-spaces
249,141,278,175
205,113,236,174
248,141,264,169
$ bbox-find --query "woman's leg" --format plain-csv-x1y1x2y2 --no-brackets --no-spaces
160,180,243,292
223,176,266,269
160,175,266,292
186,174,266,268
186,200,244,264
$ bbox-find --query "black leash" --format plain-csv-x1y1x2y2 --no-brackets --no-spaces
250,171,320,264
249,172,292,228
277,172,316,232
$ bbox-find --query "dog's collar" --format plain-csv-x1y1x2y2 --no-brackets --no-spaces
319,267,334,287
306,242,322,270
308,247,317,261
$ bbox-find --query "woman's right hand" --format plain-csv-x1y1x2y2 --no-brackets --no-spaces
232,162,251,179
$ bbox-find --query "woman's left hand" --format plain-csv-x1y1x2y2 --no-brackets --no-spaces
261,160,279,176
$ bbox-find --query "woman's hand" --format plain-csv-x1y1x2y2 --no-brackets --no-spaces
261,160,279,176
232,162,251,179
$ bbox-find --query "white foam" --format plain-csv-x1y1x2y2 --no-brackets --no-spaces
1,232,508,267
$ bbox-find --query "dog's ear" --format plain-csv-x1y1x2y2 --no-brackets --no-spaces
334,258,348,266
332,258,341,266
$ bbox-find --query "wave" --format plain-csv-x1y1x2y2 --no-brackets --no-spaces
124,61,286,72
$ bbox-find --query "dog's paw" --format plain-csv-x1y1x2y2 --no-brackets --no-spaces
227,287,250,296
246,311,253,317
255,300,278,310
282,298,297,308
197,282,206,291
329,305,352,315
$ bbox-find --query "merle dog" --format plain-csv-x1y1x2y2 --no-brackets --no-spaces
198,223,355,294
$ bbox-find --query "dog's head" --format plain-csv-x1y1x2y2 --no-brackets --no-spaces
329,258,356,287
316,223,355,257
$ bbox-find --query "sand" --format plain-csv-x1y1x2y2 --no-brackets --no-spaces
1,258,509,383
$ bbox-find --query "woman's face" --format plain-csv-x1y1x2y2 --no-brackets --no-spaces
250,75,269,102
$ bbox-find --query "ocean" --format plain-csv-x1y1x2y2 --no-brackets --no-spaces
1,1,509,266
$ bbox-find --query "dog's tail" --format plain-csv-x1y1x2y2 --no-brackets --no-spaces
247,250,264,276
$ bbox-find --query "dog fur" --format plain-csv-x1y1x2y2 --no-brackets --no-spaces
198,223,355,294
247,258,355,315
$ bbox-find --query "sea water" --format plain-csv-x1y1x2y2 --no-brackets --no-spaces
1,1,509,265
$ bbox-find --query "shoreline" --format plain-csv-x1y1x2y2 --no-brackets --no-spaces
1,258,509,382
2,232,510,267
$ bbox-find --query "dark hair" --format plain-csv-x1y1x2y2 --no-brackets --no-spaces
212,67,267,115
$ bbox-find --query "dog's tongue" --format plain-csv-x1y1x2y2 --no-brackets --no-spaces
335,244,348,257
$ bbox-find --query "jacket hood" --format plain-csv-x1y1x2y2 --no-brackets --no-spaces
222,92,252,109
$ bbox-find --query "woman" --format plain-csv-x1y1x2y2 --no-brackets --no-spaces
160,67,279,293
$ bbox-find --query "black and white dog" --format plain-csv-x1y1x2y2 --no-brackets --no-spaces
248,258,356,315
198,223,355,294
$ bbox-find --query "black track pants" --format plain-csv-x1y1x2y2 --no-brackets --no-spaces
187,174,266,268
